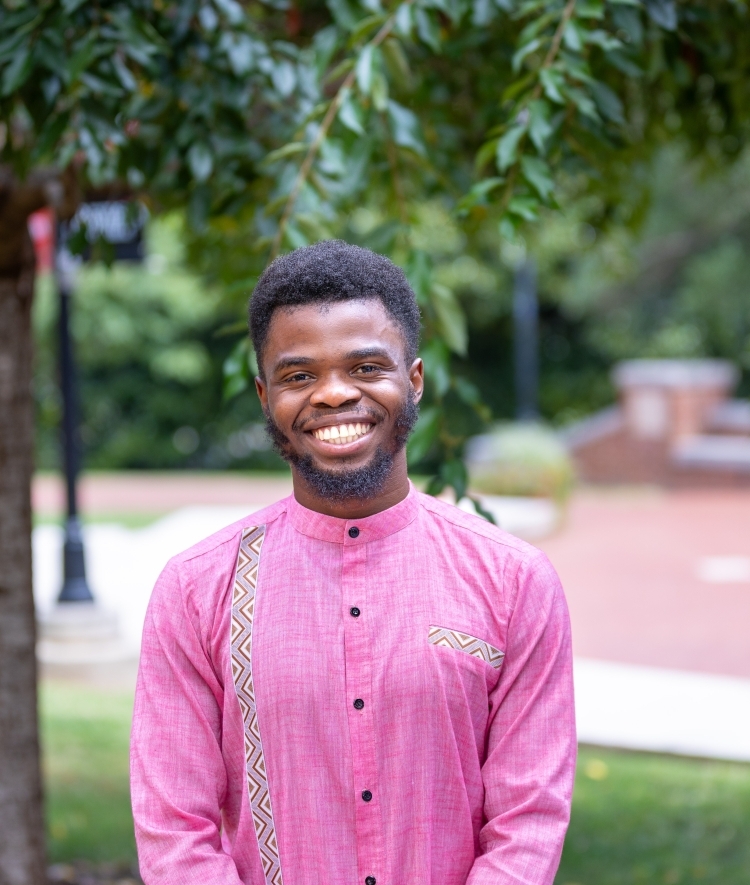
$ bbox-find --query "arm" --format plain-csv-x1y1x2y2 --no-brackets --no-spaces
130,559,243,885
467,550,576,885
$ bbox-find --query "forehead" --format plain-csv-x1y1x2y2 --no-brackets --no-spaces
262,299,406,371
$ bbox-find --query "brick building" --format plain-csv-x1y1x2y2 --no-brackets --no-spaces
564,359,750,487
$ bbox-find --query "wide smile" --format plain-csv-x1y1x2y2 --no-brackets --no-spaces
308,421,374,448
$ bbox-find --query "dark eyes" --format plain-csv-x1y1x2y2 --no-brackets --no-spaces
283,364,382,383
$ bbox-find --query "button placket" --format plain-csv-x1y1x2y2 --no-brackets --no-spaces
342,540,383,885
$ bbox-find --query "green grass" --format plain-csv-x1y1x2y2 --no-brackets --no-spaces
40,682,136,863
556,748,750,885
40,682,750,881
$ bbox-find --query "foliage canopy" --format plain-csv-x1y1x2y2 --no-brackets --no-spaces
3,0,750,498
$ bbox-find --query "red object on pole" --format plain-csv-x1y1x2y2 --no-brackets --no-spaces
28,207,54,273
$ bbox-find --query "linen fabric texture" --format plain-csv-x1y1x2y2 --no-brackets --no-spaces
130,484,576,885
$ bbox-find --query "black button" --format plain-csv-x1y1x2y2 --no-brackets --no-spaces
350,606,361,618
366,878,376,885
361,789,372,802
353,698,365,710
348,526,360,538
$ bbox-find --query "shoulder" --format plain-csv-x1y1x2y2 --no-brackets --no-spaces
414,491,559,610
148,498,290,635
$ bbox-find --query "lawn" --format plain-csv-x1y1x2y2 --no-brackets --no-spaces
40,682,750,882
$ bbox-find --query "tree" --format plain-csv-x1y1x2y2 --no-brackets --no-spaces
1,1,749,880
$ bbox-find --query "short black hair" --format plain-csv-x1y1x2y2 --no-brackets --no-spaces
249,240,421,373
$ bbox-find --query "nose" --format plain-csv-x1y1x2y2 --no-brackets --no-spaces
309,370,362,409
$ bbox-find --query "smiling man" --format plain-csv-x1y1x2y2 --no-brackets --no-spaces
131,240,576,885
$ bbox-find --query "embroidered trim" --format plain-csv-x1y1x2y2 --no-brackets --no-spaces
428,625,505,669
230,525,284,885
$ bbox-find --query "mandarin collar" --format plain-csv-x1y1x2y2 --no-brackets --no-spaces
287,482,419,544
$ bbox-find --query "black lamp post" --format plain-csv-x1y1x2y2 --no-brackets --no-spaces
55,230,94,604
512,258,539,421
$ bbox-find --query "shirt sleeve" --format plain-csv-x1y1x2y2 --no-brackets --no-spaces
466,549,576,885
130,558,244,885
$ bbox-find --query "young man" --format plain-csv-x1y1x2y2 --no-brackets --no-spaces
131,240,575,885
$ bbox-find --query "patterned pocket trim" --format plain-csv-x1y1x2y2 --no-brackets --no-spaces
230,525,284,885
428,625,505,669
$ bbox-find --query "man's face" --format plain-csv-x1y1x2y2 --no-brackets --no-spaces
255,299,423,500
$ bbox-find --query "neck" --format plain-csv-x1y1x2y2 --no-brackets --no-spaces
291,453,411,519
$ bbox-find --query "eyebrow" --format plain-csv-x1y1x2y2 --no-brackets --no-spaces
342,347,394,362
272,348,394,374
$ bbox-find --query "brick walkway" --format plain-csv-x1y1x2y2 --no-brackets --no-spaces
538,487,750,679
33,471,294,516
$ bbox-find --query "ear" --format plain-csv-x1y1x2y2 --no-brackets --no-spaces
409,358,424,403
255,375,269,412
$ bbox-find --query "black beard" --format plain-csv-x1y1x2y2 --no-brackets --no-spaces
264,396,419,504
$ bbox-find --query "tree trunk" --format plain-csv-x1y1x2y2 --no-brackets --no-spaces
0,183,48,885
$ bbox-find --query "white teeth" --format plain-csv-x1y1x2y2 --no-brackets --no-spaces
313,423,372,444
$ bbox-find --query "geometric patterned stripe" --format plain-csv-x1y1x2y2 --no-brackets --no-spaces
230,526,284,885
428,625,505,669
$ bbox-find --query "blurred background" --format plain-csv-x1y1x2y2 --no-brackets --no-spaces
31,143,750,885
2,2,750,884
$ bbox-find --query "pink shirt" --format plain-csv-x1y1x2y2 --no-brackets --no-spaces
131,485,575,885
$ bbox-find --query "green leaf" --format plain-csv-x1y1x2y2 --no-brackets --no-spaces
465,496,496,524
223,337,257,401
590,80,625,124
66,33,98,83
521,155,554,200
496,123,527,173
371,69,389,111
508,195,540,221
645,0,677,30
111,54,137,91
420,337,451,397
575,0,604,18
394,2,414,37
338,91,366,134
347,14,386,46
415,8,441,52
271,60,296,97
356,44,375,94
264,142,308,164
563,21,583,51
382,37,411,84
406,249,432,304
437,458,468,501
431,283,468,355
528,99,553,152
407,405,441,465
540,68,565,104
456,177,505,213
1,42,32,95
567,85,600,121
327,0,359,30
512,37,542,73
187,143,214,182
387,100,426,155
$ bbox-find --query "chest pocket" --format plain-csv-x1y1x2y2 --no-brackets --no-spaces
428,625,505,669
